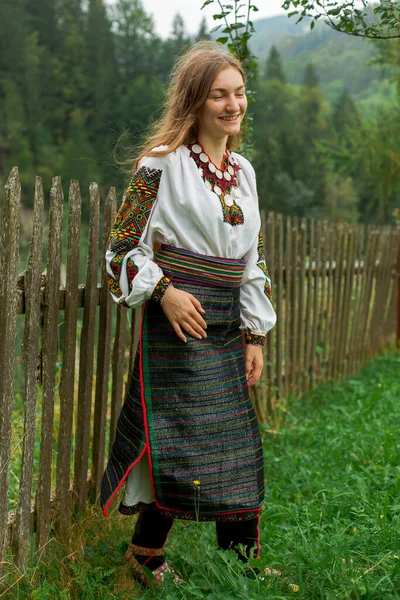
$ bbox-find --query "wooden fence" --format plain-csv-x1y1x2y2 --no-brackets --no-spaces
0,167,399,570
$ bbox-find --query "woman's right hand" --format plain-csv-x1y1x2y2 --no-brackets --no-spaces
161,285,207,343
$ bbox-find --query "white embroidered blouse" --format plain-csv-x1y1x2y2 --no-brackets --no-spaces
106,143,276,342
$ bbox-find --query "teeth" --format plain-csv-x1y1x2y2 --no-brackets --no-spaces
221,115,239,121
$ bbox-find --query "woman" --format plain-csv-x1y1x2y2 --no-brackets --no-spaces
101,40,276,586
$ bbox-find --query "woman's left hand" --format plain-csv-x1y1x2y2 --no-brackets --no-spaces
245,345,264,387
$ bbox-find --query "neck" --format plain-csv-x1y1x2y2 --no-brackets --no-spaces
197,133,228,168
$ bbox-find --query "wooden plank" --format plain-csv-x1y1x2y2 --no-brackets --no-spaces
74,183,100,512
370,230,390,354
338,226,356,381
318,222,329,380
109,305,128,453
290,217,299,395
15,281,101,314
380,228,397,347
350,225,367,376
368,228,386,357
358,227,378,365
329,224,345,381
55,180,81,540
12,177,44,568
275,214,284,400
0,168,21,565
324,224,336,381
304,220,314,389
310,220,322,389
90,188,117,501
265,211,275,414
284,217,291,398
332,224,347,379
297,219,306,394
387,229,399,339
397,226,400,348
36,176,64,551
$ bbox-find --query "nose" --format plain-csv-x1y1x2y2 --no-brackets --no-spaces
226,93,240,113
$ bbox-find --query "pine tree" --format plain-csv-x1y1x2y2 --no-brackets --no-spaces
264,46,286,83
195,17,211,41
113,0,155,80
332,89,361,134
302,62,319,88
170,13,190,57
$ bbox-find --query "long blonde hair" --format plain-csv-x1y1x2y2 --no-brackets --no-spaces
133,41,246,169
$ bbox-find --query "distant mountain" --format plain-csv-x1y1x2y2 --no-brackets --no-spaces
248,15,397,109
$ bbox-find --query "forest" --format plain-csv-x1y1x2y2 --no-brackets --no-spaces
0,0,400,224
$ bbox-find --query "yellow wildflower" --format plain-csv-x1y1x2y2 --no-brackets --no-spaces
193,480,200,486
288,583,300,592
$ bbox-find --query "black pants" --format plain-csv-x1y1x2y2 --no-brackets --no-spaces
132,510,260,562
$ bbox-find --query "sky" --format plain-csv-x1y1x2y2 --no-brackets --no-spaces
113,1,287,38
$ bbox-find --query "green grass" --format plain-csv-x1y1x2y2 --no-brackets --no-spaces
2,350,400,599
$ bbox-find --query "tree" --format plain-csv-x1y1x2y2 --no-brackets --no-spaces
195,17,211,41
302,62,319,88
112,0,155,80
281,1,400,39
265,46,286,82
332,89,361,135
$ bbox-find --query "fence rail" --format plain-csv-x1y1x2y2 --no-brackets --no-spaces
0,168,399,569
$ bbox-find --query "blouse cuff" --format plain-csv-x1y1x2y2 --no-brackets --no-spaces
245,331,266,347
151,276,173,304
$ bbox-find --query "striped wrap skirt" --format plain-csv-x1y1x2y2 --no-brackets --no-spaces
101,245,265,521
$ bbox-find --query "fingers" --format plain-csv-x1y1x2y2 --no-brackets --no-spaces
245,346,264,386
172,322,187,344
182,315,207,339
161,288,207,342
189,295,205,316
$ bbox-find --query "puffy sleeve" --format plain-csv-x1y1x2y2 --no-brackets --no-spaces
239,228,276,347
106,161,172,308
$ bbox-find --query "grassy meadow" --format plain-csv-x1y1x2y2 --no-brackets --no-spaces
2,350,400,599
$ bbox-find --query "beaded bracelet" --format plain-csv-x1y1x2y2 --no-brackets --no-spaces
245,332,265,347
151,276,172,304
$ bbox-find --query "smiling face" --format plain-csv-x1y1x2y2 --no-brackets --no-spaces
196,66,247,142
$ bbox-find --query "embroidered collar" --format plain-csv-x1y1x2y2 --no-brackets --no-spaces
188,141,244,227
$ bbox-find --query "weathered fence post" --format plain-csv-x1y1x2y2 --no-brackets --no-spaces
74,183,100,513
36,177,64,552
90,188,117,501
0,168,21,568
12,177,44,568
397,226,400,349
56,180,82,541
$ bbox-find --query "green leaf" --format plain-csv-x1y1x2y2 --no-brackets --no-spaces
201,0,214,9
216,36,229,44
310,20,315,29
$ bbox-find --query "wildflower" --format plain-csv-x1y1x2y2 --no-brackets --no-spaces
193,480,200,486
380,514,384,519
341,558,346,564
288,583,300,592
353,527,357,533
378,383,382,388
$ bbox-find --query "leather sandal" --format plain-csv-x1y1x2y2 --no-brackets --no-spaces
124,543,183,587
